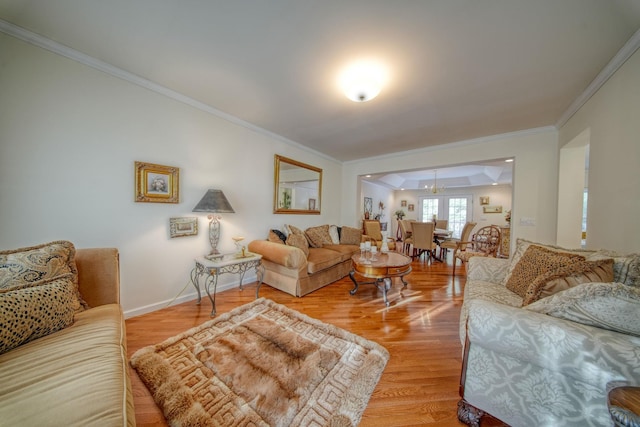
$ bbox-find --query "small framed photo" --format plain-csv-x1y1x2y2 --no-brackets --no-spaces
483,205,503,214
408,204,415,212
170,217,198,238
135,161,179,203
480,196,489,205
308,198,316,210
401,200,407,207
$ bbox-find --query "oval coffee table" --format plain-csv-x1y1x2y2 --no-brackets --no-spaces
349,252,412,306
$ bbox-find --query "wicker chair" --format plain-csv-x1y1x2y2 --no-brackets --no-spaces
452,225,501,275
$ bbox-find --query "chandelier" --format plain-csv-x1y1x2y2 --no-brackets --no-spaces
425,170,445,194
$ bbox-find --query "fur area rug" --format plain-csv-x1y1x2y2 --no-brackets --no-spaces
130,298,389,427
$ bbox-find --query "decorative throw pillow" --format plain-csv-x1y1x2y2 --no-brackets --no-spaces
595,250,640,287
304,225,333,248
284,224,304,237
268,230,286,244
286,234,309,257
0,240,85,313
505,245,586,298
0,274,77,354
329,225,340,245
524,282,640,337
340,226,363,245
503,238,595,286
522,257,614,305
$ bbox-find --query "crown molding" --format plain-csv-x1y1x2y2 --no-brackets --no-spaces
556,28,640,128
0,19,340,164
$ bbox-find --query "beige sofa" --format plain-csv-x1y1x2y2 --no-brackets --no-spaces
458,239,640,427
248,224,362,297
0,243,136,426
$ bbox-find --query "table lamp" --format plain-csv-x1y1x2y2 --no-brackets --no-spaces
192,189,235,258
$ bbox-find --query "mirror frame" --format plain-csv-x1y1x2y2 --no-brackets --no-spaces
274,155,322,215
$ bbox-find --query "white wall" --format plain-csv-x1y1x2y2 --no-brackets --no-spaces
341,129,559,253
558,49,640,253
0,33,343,316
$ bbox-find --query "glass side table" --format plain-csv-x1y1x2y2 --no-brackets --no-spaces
190,253,263,316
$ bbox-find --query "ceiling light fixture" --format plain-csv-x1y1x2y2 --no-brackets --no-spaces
340,60,387,102
425,170,445,194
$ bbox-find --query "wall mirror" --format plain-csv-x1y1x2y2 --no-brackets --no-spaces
274,155,322,214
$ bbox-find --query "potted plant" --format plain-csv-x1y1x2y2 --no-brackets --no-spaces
395,210,406,220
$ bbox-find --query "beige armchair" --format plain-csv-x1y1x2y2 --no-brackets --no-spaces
362,220,396,251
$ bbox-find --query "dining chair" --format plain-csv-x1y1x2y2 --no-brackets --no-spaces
453,225,501,275
410,221,437,262
399,219,414,255
435,219,448,230
439,221,477,261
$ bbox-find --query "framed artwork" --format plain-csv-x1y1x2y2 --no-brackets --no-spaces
169,217,197,238
364,197,373,216
308,198,316,210
480,196,489,205
408,204,415,212
401,200,407,207
483,205,503,214
135,161,179,203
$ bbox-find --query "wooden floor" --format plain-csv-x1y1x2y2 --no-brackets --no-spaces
126,253,503,426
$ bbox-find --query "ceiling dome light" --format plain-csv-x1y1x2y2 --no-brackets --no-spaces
340,60,387,103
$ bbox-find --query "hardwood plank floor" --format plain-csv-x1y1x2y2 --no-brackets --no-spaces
125,253,503,426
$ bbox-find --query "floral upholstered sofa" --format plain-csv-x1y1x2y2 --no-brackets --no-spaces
248,224,362,297
458,239,640,427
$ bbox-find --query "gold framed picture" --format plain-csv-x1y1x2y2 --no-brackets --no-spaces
169,217,198,238
408,204,415,212
483,205,503,214
401,200,407,207
135,161,179,203
480,196,489,205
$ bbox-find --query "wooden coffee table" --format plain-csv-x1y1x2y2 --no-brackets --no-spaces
349,252,412,306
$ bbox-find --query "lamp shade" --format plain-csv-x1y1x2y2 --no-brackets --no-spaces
192,189,235,213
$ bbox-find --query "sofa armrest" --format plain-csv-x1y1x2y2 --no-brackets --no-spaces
248,240,307,269
466,256,510,283
466,299,640,381
75,248,120,307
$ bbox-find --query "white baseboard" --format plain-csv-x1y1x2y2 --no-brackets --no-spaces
123,273,259,319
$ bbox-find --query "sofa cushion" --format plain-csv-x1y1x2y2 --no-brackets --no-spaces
306,248,343,274
329,225,340,244
322,244,359,262
505,245,585,298
0,240,86,313
595,249,640,286
268,230,286,244
340,226,363,245
285,233,309,257
285,224,305,236
524,282,640,337
0,304,134,426
523,257,614,305
503,238,595,286
305,224,333,248
248,240,307,269
0,274,77,354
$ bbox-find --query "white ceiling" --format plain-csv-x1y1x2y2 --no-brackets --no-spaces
1,1,640,175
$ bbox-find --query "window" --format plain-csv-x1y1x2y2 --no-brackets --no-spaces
418,195,472,238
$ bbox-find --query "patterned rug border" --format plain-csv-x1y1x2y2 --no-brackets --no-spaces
131,297,390,426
